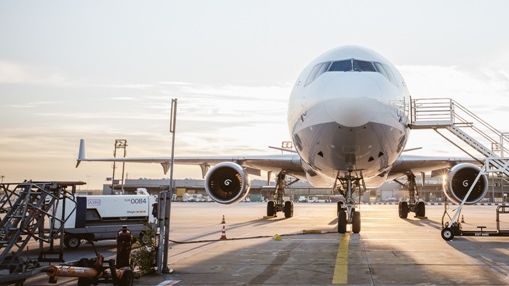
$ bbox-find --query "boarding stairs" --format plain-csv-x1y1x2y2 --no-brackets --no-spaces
409,98,509,179
0,181,81,275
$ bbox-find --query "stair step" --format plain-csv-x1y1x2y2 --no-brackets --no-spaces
412,98,509,178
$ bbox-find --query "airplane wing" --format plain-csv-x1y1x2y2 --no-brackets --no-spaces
77,139,475,182
76,139,304,178
387,154,476,179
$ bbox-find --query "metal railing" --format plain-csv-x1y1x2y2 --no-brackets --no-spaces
411,98,454,125
410,98,509,158
0,181,82,278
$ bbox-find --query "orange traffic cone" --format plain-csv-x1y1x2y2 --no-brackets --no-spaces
220,215,227,240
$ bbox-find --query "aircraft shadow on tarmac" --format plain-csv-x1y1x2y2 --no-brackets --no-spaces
446,238,509,280
165,231,509,285
399,217,443,230
22,231,509,285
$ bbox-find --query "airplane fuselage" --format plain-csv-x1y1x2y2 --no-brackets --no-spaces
288,46,411,188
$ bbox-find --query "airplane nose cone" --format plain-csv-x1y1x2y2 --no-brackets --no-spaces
325,97,374,127
319,74,383,127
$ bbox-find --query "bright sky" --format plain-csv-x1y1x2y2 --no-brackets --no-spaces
1,1,509,190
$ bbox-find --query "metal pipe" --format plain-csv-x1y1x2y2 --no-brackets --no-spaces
47,265,129,280
47,265,99,278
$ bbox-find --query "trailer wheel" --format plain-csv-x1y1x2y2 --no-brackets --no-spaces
77,277,93,286
119,269,134,286
64,235,81,248
441,227,454,241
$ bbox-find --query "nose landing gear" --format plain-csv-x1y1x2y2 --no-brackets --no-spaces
334,170,365,233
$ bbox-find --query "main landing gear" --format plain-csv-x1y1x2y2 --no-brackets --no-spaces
395,172,426,219
266,171,299,218
334,170,365,234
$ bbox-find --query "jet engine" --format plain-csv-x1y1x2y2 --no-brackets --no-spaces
443,163,488,204
204,162,250,204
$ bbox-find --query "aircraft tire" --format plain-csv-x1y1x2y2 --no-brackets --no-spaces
416,201,426,217
283,201,294,218
352,211,361,233
338,210,347,233
267,201,276,217
337,201,343,214
398,201,409,219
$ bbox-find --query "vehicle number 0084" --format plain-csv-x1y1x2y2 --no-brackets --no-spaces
130,198,147,204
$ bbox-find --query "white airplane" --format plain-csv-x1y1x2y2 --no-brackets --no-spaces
77,46,487,233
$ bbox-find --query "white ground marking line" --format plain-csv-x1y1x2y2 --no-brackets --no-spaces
156,279,181,286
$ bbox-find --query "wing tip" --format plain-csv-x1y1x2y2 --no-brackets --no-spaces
76,139,86,168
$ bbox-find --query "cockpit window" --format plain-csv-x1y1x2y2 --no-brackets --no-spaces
304,62,331,86
353,60,376,72
373,62,391,80
304,58,399,87
373,62,397,85
329,60,352,72
328,59,376,72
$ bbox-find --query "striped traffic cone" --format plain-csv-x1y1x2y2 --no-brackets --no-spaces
220,215,227,240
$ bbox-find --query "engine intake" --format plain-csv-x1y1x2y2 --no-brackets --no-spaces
444,163,488,204
204,162,250,204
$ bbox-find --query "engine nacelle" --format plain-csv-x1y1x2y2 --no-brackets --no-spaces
443,163,488,204
204,162,250,204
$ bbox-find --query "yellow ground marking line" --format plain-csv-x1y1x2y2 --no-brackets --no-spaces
332,233,350,284
302,229,327,234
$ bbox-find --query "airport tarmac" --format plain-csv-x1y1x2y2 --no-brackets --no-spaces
24,203,509,285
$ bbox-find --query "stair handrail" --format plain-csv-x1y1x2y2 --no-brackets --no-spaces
452,100,509,156
454,112,500,147
452,100,501,136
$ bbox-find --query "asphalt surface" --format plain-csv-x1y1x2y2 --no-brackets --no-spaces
17,203,509,285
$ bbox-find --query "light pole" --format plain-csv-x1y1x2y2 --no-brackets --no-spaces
157,98,177,274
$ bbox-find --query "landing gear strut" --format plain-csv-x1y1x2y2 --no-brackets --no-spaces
267,172,298,218
334,170,365,233
395,172,426,219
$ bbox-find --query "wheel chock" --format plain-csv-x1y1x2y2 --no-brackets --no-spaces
273,234,282,241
